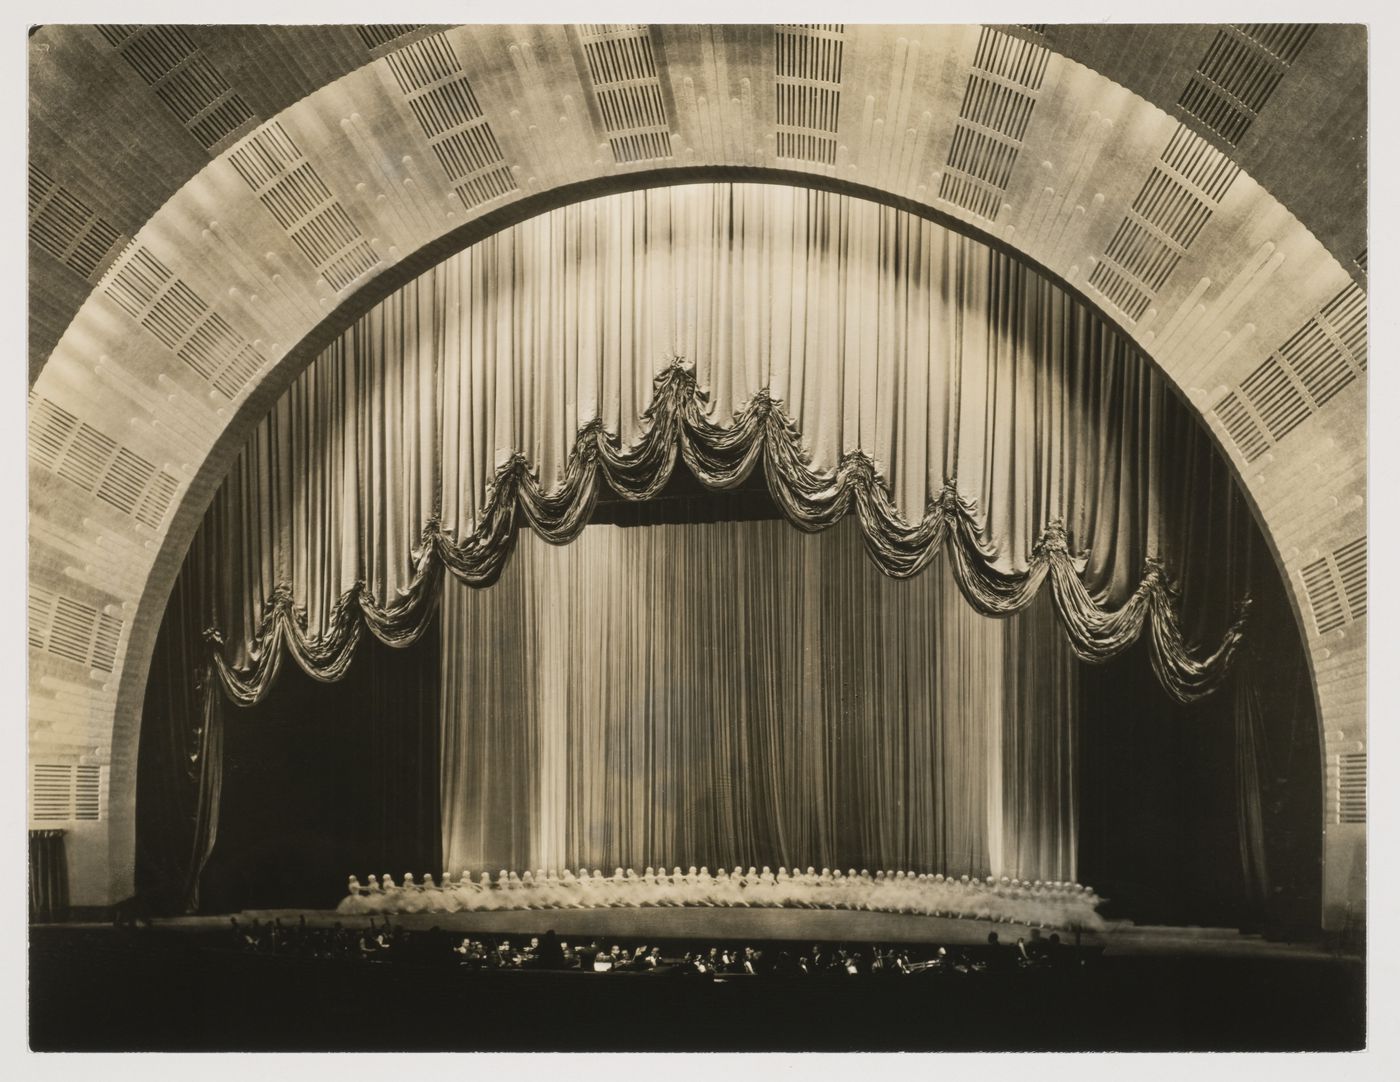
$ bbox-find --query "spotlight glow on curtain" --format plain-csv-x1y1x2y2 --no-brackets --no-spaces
198,183,1246,705
439,518,1078,882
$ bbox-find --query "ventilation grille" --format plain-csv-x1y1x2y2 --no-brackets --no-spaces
384,34,518,210
576,25,673,164
1178,25,1314,146
578,24,646,36
1211,391,1271,463
29,165,125,280
775,24,844,166
1089,125,1238,322
31,763,105,823
1336,751,1365,825
1317,282,1368,370
1333,536,1367,623
29,394,182,527
1238,356,1311,440
1301,536,1366,635
229,121,382,291
1088,262,1153,322
356,25,422,51
28,586,123,674
971,26,1050,89
1237,24,1316,64
100,243,267,395
1214,281,1366,459
95,24,255,149
937,27,1048,221
1102,219,1182,293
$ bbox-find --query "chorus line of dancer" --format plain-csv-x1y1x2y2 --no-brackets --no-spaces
336,866,1105,930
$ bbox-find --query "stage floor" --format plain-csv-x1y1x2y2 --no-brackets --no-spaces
163,905,1344,959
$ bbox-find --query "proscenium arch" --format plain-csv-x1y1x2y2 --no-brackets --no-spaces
28,25,1364,921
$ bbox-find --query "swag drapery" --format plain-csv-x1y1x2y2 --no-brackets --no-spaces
202,182,1245,700
151,182,1256,910
440,518,1078,881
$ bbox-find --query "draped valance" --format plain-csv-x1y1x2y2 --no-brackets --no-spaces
193,182,1250,705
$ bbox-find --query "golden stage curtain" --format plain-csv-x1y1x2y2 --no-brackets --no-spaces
439,518,1078,883
199,182,1247,704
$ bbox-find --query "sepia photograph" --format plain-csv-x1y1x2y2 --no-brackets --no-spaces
23,7,1377,1057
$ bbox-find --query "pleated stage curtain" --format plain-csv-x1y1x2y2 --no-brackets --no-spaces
440,517,1077,883
199,183,1247,705
141,182,1275,912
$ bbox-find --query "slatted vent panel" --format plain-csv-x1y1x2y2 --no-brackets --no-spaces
1280,318,1358,408
775,24,844,166
1237,24,1316,65
58,424,117,491
137,470,181,529
1212,390,1271,462
1336,751,1365,824
1089,125,1238,322
1216,280,1367,456
1177,25,1314,146
1334,536,1366,622
1130,167,1214,248
357,25,422,50
938,27,1048,221
384,34,518,209
1102,219,1182,292
1087,263,1153,322
31,764,105,823
971,27,1049,89
229,121,382,291
1158,124,1241,200
576,25,673,164
95,25,255,149
1302,556,1347,634
101,243,267,395
28,585,56,651
1354,249,1367,277
28,396,80,472
95,446,165,521
1238,356,1311,440
1318,282,1368,370
1301,536,1366,635
29,590,123,673
29,391,179,524
29,165,124,280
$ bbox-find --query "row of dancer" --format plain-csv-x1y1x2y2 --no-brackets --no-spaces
337,866,1105,930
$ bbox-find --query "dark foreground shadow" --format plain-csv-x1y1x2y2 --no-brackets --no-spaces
30,926,1364,1052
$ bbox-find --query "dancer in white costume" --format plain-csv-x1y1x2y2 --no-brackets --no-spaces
335,861,1106,929
400,873,425,913
336,876,369,916
380,873,399,911
361,875,385,915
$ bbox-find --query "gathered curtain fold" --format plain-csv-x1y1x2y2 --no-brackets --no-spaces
197,182,1248,707
439,518,1079,881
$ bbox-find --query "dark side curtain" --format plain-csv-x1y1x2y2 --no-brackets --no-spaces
134,545,218,914
195,620,441,913
29,830,69,922
137,553,441,914
1076,501,1320,929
